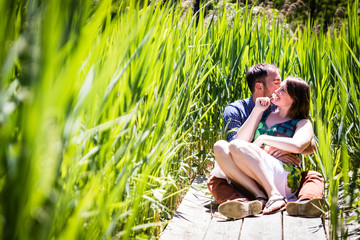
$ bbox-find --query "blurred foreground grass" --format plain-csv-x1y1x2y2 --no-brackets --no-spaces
0,0,359,239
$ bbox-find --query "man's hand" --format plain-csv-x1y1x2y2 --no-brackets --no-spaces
262,145,301,165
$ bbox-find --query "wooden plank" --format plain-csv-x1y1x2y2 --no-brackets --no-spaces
160,176,212,240
160,175,343,240
203,213,243,239
344,209,360,240
240,212,282,240
347,223,360,240
283,212,327,240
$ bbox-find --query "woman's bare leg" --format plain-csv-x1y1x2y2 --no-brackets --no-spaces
228,139,280,197
214,140,267,200
229,139,286,213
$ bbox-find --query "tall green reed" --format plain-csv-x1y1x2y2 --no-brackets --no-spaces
0,0,359,239
0,0,213,238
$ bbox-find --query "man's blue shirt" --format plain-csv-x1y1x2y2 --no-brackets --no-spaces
223,96,255,142
223,96,276,142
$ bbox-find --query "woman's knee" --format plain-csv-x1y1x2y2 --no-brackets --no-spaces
228,139,250,155
229,140,262,164
214,140,230,156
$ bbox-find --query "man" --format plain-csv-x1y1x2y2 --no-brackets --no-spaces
207,63,324,219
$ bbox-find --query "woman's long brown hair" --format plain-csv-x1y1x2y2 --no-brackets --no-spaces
285,77,310,119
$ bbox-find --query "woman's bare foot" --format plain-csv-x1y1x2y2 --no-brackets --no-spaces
263,195,287,214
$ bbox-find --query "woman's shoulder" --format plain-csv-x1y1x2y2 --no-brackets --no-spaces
295,118,312,128
297,118,311,123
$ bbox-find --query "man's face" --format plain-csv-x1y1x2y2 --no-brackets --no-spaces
263,70,281,97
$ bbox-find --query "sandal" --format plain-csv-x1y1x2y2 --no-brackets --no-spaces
263,196,287,215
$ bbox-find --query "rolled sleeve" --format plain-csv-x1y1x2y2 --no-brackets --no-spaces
223,97,256,142
223,105,245,142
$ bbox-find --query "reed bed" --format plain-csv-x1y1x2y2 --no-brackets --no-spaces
0,0,359,239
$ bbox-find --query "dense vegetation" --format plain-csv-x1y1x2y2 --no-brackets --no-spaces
235,0,348,27
176,0,349,31
0,0,359,239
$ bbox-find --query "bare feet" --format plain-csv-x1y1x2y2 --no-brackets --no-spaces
263,195,287,214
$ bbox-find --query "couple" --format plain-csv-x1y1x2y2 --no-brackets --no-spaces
208,63,324,218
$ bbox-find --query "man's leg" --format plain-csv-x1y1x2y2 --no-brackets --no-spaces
298,170,324,200
207,176,263,219
286,170,325,217
207,175,248,204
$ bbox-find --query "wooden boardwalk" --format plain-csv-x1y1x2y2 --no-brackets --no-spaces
160,175,328,240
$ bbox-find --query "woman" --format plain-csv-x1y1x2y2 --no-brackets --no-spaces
214,77,314,215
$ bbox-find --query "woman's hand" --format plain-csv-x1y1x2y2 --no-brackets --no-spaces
254,97,271,112
235,97,271,142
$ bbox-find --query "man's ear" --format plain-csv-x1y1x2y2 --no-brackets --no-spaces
255,82,264,91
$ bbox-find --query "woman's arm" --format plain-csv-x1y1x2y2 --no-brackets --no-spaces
253,119,314,154
235,97,270,142
301,138,317,155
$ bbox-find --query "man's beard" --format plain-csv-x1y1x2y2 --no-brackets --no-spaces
264,88,271,98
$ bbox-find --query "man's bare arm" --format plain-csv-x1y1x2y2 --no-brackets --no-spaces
262,137,317,165
262,145,301,165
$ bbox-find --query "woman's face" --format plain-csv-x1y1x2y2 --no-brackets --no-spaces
271,80,293,107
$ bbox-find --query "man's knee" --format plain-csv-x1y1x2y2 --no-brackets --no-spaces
207,175,215,192
303,170,324,183
298,170,324,200
207,175,225,191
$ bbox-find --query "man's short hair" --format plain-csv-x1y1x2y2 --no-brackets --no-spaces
246,63,279,93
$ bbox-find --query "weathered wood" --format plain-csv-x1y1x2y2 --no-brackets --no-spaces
325,216,360,239
240,212,282,240
161,176,332,240
160,176,212,240
204,215,242,239
346,220,360,239
283,212,327,240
